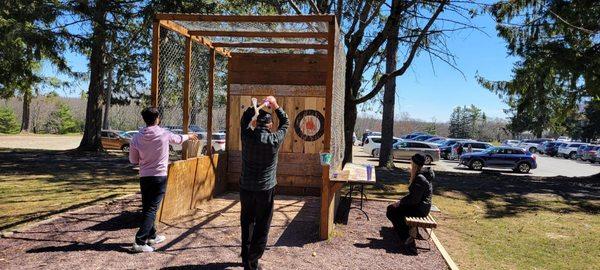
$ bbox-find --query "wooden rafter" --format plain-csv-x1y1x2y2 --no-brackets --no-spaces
212,42,327,50
155,13,334,22
158,20,232,58
188,30,328,39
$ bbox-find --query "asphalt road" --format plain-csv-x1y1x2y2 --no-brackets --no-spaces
352,146,600,177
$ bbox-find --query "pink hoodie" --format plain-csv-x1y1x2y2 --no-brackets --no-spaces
129,125,189,177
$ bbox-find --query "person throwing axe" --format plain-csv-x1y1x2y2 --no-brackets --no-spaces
239,96,289,270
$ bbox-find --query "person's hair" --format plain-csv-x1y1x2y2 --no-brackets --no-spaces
256,110,272,127
410,153,425,183
141,107,160,126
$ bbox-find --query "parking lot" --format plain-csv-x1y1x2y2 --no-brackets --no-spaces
352,146,600,177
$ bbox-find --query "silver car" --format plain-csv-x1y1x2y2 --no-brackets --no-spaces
391,140,441,165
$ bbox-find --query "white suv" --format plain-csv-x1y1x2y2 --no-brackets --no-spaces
558,142,586,159
363,136,401,157
517,139,552,153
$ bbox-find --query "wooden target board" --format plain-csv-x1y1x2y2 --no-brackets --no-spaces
294,109,325,142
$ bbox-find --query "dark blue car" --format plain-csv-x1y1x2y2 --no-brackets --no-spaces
459,146,537,173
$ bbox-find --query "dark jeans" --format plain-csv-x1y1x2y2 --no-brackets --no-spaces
135,176,167,245
386,204,427,241
240,187,275,270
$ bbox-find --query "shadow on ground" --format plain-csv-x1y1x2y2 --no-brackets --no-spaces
371,166,600,218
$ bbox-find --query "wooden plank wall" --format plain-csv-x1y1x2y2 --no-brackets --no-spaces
227,53,328,194
158,153,227,222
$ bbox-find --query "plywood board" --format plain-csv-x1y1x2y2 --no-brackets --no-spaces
229,54,328,72
160,158,198,221
229,71,327,85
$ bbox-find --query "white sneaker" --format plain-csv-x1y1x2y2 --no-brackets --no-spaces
147,235,166,246
132,243,154,253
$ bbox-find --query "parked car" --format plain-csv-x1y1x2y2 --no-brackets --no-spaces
119,130,139,139
593,150,600,164
459,146,537,173
581,145,599,162
575,144,591,160
402,132,429,140
439,139,470,159
558,142,587,159
517,138,553,153
363,136,401,157
361,131,381,146
200,132,227,154
501,140,521,147
412,134,436,141
388,140,440,165
556,136,571,142
540,141,560,157
101,130,130,152
450,141,493,160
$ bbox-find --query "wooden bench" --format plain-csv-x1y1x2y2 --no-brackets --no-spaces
405,214,437,251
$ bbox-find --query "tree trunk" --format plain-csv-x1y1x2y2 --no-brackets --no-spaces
102,67,113,130
78,1,106,151
343,96,357,164
20,90,32,132
378,20,400,167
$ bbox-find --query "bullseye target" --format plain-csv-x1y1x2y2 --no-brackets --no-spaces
294,110,324,141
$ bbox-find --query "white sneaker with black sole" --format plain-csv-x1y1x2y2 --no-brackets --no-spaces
132,243,154,253
147,235,166,246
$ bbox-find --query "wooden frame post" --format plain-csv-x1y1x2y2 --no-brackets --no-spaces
151,20,160,107
182,37,192,159
320,19,338,240
207,48,215,156
183,37,192,133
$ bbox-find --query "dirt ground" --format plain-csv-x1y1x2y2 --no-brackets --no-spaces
0,134,82,150
0,193,447,270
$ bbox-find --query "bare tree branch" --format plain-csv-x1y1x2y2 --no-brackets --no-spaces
354,0,448,104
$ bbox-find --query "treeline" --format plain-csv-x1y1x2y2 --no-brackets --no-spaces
0,95,227,134
354,105,511,142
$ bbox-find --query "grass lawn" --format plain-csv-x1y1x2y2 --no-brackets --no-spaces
365,167,600,270
0,148,138,231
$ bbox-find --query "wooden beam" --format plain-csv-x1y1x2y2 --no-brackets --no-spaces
151,21,160,107
183,37,192,134
213,42,327,50
159,20,189,37
319,19,337,241
207,48,215,156
155,13,334,23
189,30,328,39
158,20,231,58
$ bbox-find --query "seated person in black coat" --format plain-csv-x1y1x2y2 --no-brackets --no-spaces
386,153,434,252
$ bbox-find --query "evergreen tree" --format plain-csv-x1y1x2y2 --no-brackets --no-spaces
0,107,20,134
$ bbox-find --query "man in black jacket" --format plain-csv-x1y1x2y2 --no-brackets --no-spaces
239,96,289,270
386,153,433,253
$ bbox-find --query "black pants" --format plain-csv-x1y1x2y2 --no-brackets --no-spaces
386,204,427,241
135,176,167,245
240,187,275,270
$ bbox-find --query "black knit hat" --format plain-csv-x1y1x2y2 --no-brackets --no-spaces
411,153,426,167
256,110,272,126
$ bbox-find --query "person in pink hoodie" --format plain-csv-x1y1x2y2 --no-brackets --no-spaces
128,107,197,252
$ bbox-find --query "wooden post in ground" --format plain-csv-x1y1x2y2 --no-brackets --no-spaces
207,48,215,156
182,37,192,159
151,20,160,107
319,18,337,240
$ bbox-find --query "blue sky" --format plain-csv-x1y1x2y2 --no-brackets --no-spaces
42,7,517,123
360,11,518,122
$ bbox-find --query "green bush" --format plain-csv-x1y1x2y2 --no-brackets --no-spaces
0,107,20,134
46,103,82,134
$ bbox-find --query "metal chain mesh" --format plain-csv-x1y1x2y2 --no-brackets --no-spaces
330,30,346,170
158,30,186,129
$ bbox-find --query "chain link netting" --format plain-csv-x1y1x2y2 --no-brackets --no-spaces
158,29,186,129
158,28,230,158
